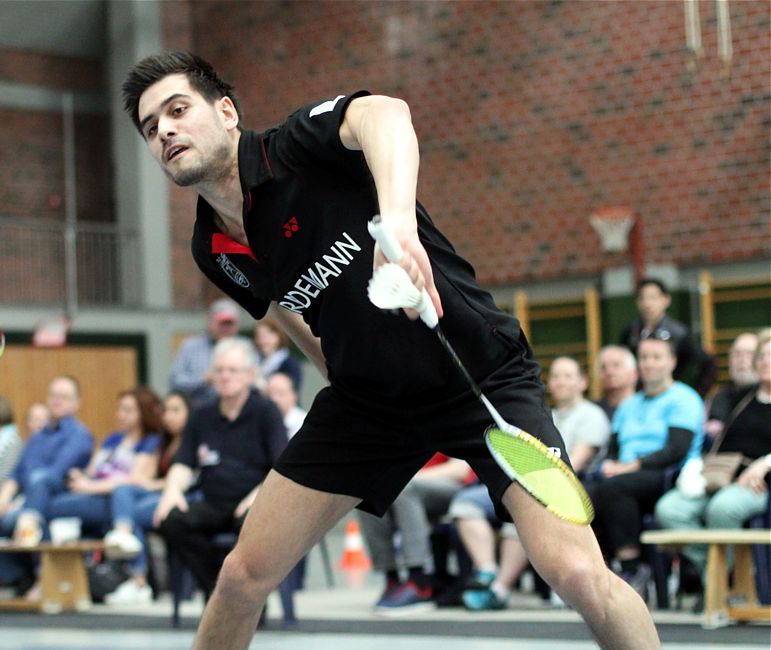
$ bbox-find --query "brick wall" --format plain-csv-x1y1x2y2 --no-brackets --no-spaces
179,0,769,287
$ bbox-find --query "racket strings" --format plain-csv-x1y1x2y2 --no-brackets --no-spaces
486,427,595,525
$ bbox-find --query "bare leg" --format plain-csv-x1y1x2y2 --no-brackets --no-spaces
192,471,360,650
503,483,661,649
496,537,529,589
456,517,497,570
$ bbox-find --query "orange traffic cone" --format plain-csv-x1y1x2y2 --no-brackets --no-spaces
337,519,372,571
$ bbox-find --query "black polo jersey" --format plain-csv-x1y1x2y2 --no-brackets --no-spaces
191,92,523,405
174,390,287,503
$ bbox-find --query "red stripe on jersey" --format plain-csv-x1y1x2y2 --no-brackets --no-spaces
211,233,258,261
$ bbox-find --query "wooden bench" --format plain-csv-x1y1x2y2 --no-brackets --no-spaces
0,540,103,614
640,529,771,628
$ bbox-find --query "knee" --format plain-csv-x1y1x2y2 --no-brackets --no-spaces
215,547,276,602
548,554,612,615
704,493,736,527
27,468,58,490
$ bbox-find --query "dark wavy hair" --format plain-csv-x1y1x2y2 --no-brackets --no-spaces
122,51,242,134
118,386,163,439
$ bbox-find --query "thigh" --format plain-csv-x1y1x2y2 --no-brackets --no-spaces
654,489,708,526
274,387,433,518
168,499,234,533
502,481,605,585
705,483,768,526
427,335,568,522
233,470,359,583
48,493,111,526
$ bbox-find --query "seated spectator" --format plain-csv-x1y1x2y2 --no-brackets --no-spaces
170,298,246,407
43,386,163,604
704,331,758,444
0,376,92,593
24,402,50,438
619,277,717,397
357,453,472,615
549,356,611,477
586,335,704,598
595,345,638,421
265,373,306,438
447,483,527,611
655,329,770,584
155,338,287,597
254,319,303,394
451,357,611,611
0,376,93,545
103,390,191,606
0,396,22,484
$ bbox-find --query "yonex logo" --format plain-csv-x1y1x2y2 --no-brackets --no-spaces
283,217,299,238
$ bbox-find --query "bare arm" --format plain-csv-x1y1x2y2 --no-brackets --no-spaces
339,95,442,318
267,303,327,380
569,443,599,474
152,463,195,527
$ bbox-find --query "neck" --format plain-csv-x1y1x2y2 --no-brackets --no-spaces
758,383,771,400
197,133,244,234
644,378,674,397
604,386,635,406
642,315,663,329
219,390,250,421
556,395,582,410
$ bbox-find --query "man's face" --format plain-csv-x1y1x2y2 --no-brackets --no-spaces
208,315,239,341
599,348,638,393
638,339,676,390
728,334,758,386
46,378,79,422
636,284,670,324
211,348,255,400
266,374,297,417
137,73,234,187
547,358,585,406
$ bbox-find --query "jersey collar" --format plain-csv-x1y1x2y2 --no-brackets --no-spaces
238,130,274,192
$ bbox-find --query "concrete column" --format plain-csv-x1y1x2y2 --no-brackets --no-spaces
107,0,171,310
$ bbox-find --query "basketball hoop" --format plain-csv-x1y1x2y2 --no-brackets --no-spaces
589,207,636,253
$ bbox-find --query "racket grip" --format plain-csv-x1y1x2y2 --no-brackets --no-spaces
368,215,439,329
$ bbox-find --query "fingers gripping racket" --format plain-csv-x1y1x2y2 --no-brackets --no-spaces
367,215,594,525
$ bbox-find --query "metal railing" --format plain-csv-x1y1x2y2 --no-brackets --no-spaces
0,216,141,309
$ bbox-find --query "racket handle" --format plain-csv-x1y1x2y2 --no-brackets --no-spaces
368,215,439,329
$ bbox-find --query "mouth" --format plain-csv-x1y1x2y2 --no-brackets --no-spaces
165,145,188,162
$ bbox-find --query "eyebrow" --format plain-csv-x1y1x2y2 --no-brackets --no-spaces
139,93,191,132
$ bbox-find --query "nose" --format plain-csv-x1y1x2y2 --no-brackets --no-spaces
158,116,177,142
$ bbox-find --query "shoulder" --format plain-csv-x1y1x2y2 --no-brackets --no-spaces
578,399,610,421
669,381,702,405
101,432,123,448
65,417,93,439
138,433,162,453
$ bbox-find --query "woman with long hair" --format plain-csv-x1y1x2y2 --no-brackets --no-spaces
102,391,191,606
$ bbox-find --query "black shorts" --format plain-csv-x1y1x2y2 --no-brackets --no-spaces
273,332,569,521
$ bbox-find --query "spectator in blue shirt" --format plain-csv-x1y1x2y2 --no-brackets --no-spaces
170,298,249,407
0,376,93,546
46,386,163,605
586,335,703,598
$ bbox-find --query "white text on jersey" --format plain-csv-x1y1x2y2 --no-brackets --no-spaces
279,232,362,313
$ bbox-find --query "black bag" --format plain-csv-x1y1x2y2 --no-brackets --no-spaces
87,560,130,603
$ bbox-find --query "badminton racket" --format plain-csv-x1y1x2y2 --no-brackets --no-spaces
368,215,594,525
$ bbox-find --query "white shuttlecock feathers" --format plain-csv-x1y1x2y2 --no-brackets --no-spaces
368,263,427,311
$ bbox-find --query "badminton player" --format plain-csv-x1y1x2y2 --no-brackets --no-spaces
122,52,660,649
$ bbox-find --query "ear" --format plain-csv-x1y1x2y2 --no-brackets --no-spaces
218,96,240,131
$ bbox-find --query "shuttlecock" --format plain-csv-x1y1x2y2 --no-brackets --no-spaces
368,263,426,311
